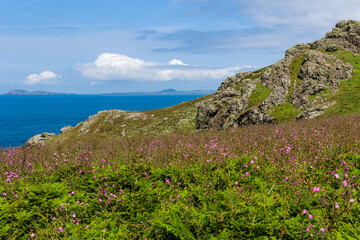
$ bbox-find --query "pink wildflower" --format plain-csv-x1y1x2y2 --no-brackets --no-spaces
58,227,63,232
335,202,339,209
350,199,354,203
335,174,339,179
30,233,35,238
303,209,307,214
308,214,313,219
320,228,325,232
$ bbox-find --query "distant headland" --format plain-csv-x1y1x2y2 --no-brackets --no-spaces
3,89,75,95
100,88,214,96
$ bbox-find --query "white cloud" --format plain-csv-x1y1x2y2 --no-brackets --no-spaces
237,0,360,32
168,59,189,66
75,53,253,82
23,71,61,85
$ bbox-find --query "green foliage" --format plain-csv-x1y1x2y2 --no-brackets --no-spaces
324,50,360,115
2,113,360,238
269,103,302,122
308,88,331,102
247,83,272,109
285,54,305,103
289,53,304,86
234,81,244,91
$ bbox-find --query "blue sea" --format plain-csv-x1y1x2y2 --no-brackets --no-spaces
0,95,205,148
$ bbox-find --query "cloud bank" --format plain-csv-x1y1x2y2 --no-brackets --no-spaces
154,0,360,54
76,53,253,82
23,71,61,85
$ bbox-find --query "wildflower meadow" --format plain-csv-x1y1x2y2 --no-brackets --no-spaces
1,114,360,239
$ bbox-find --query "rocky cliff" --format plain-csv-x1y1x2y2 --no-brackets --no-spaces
196,20,360,130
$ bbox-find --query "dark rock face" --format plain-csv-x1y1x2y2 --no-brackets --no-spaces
196,20,357,130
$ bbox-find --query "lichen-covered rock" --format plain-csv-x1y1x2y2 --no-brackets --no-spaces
196,20,357,130
76,110,147,136
313,20,360,53
26,132,56,146
285,43,311,58
296,102,336,120
60,126,73,134
289,50,353,108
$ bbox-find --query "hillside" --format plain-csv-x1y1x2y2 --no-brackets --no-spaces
196,20,360,129
3,112,360,239
29,20,360,146
41,95,211,146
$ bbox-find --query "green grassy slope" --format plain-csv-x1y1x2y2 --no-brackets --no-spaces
324,50,360,115
50,95,212,145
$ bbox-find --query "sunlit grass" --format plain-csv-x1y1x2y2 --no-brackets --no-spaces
325,50,360,115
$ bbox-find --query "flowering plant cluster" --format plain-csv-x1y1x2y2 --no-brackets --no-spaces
1,114,360,238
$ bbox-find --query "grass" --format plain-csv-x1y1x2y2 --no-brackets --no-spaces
1,113,360,239
289,54,304,86
269,103,302,122
286,54,305,103
247,83,272,110
308,88,331,102
324,50,360,115
233,67,266,90
50,95,212,145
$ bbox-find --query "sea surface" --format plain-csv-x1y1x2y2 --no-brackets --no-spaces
0,95,205,148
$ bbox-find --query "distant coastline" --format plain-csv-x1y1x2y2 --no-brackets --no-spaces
3,88,214,96
100,88,214,96
3,89,75,96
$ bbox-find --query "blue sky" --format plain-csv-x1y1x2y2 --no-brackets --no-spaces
1,0,360,94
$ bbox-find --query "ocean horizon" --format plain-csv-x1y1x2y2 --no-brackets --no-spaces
0,94,205,148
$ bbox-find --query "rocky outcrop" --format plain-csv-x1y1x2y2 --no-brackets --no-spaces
26,132,56,146
312,20,360,53
73,110,147,136
60,126,73,134
196,20,357,130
